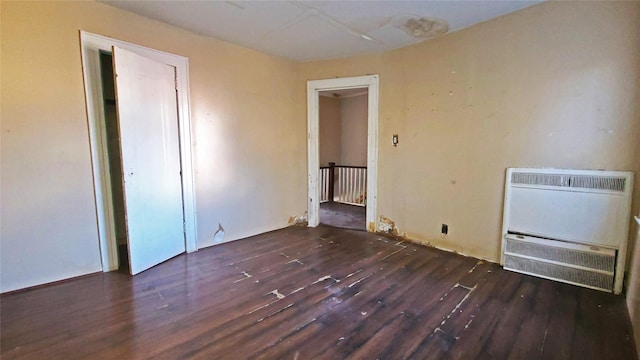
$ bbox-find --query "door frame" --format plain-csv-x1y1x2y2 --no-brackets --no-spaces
307,75,379,230
80,31,198,271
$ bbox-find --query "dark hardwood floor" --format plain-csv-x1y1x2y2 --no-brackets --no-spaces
1,225,636,359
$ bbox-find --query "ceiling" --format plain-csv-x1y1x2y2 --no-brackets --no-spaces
101,0,543,62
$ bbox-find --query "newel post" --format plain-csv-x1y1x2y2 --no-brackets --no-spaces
328,162,335,202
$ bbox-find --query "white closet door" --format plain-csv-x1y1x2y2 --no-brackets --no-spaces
112,46,185,275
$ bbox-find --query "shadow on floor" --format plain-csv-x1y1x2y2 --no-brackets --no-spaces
319,202,366,231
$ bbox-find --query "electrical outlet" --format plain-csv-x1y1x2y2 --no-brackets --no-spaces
441,224,448,235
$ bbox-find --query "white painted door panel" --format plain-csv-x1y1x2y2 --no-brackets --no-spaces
113,46,185,275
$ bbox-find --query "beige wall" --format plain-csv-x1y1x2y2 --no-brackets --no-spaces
319,93,368,167
341,94,368,167
319,95,341,167
298,1,640,261
2,0,639,293
0,1,306,292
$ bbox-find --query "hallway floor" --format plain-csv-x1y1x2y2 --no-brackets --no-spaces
319,201,366,230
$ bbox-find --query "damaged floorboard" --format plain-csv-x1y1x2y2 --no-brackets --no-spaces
1,226,636,359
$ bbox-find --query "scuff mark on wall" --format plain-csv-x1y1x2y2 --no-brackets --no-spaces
598,127,614,134
213,223,225,244
288,211,308,226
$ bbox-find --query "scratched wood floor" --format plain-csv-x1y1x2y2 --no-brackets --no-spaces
1,225,636,359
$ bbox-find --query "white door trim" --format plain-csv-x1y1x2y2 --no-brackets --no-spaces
80,31,198,271
307,75,379,231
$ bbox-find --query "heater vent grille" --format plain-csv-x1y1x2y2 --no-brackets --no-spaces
570,175,625,192
505,237,615,272
511,172,625,192
504,255,614,291
511,173,568,187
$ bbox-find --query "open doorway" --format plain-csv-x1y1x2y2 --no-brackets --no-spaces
307,75,379,232
318,88,368,230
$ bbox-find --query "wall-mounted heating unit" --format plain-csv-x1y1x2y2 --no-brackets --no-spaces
501,168,633,294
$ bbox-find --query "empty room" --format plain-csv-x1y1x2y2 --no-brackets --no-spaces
2,1,640,359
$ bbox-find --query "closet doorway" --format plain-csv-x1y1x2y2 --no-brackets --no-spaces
81,31,198,274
